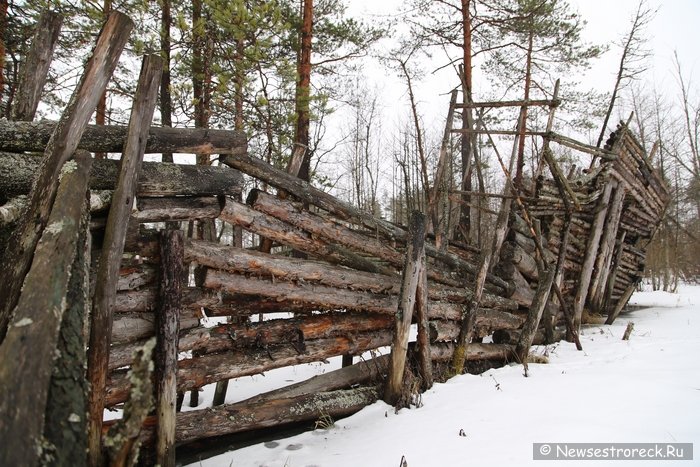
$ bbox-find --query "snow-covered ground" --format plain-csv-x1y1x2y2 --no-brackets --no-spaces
186,285,700,466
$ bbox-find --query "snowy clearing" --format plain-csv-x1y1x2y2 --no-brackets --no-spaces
186,285,700,466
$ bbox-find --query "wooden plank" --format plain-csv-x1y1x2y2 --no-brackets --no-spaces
155,230,183,467
0,11,133,341
11,10,63,121
415,262,433,389
0,120,247,154
385,212,426,405
86,53,162,466
0,154,92,467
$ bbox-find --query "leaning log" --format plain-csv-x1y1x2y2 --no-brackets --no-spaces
0,120,247,155
0,154,91,467
0,12,133,339
87,54,162,464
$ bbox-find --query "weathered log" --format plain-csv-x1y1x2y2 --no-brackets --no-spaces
0,12,133,340
106,331,391,407
43,187,90,467
515,266,557,363
0,151,243,201
220,152,508,291
0,120,247,155
87,54,162,464
385,212,426,406
492,327,567,345
109,312,393,370
0,154,91,467
248,189,467,287
11,11,63,121
572,180,614,329
220,198,394,276
429,343,516,362
154,231,183,467
511,243,540,281
588,184,627,312
415,261,433,389
112,311,199,346
605,282,637,325
104,339,155,467
240,355,389,405
0,195,27,226
428,310,525,342
187,240,517,312
131,196,221,223
118,263,158,291
205,269,396,313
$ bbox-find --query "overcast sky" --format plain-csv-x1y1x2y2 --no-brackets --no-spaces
338,0,700,135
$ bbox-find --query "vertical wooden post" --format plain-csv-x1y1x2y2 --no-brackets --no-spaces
11,10,63,121
0,154,92,467
0,11,133,342
384,212,426,406
429,89,457,250
155,229,183,467
86,53,162,466
605,281,637,325
415,260,432,390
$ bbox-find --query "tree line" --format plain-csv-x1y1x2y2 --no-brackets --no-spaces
0,0,696,286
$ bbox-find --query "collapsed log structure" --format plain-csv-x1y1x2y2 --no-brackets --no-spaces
0,10,669,467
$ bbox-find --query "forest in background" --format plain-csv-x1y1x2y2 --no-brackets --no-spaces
0,0,697,288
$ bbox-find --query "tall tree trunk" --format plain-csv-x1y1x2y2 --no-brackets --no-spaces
160,0,173,163
0,0,7,112
288,0,313,182
95,0,112,160
514,30,534,190
459,0,474,243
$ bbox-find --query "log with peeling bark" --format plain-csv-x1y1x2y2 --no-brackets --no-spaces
220,198,394,276
109,312,393,370
112,311,200,346
131,196,222,223
187,240,517,312
112,386,380,447
0,120,247,155
106,331,391,407
429,343,516,362
0,152,243,201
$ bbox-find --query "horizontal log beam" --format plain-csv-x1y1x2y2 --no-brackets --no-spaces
0,152,243,201
0,120,246,154
106,331,391,407
109,312,393,370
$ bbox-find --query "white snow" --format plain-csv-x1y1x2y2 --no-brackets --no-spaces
185,284,700,466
